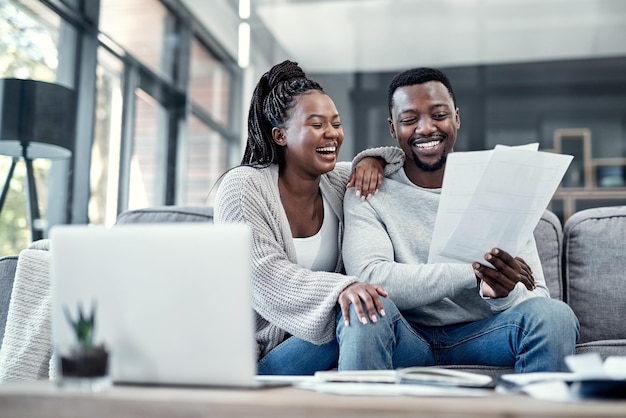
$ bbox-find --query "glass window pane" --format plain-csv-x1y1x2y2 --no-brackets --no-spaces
89,48,124,227
181,114,228,206
0,0,72,254
129,89,167,209
190,38,232,127
0,0,60,81
99,0,175,81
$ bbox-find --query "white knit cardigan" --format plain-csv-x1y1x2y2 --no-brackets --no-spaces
214,147,404,359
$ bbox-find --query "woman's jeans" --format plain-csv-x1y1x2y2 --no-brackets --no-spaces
257,336,338,375
336,296,579,373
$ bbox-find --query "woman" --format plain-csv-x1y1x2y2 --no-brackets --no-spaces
214,61,403,375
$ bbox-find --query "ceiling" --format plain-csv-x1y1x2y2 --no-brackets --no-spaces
227,0,626,73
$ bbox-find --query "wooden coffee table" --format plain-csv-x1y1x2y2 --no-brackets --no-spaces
0,380,624,417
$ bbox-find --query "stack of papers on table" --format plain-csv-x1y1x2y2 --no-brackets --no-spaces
295,367,493,397
496,353,626,401
314,367,493,387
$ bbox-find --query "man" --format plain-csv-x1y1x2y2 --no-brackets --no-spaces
338,67,579,373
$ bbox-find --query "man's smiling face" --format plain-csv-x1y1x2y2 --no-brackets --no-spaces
389,81,460,187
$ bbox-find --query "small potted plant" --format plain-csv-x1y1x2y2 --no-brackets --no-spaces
59,302,109,384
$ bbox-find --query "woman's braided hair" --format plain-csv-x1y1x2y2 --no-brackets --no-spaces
241,60,324,167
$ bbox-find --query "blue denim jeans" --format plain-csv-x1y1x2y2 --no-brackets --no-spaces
336,296,579,373
257,336,339,375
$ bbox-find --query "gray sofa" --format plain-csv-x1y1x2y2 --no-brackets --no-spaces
1,205,625,381
119,205,626,370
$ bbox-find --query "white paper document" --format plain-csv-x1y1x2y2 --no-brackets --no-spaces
296,381,491,397
296,367,494,397
428,144,573,264
496,353,626,401
313,366,493,387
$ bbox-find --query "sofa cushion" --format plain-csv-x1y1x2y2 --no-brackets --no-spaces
533,210,563,301
0,255,18,348
575,340,626,359
564,206,626,344
115,206,214,224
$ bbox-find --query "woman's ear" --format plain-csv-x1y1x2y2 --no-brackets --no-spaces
272,127,286,146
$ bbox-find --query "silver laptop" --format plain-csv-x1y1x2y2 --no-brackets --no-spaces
50,222,280,388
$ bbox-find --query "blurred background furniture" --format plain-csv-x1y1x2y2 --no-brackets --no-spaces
0,78,76,242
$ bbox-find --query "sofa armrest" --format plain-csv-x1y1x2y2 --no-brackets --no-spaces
0,255,18,348
564,206,626,344
0,239,53,382
533,209,564,301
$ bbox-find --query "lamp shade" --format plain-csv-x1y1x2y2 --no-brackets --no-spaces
0,78,76,160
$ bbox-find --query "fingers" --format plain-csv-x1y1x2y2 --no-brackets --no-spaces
515,256,534,283
352,170,381,201
347,158,385,201
518,274,536,291
489,250,536,291
338,285,367,325
473,263,512,298
361,172,383,201
479,253,517,290
347,169,367,201
474,248,537,296
338,293,352,327
339,283,387,326
375,285,388,298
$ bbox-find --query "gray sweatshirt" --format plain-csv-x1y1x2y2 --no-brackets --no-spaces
342,167,550,327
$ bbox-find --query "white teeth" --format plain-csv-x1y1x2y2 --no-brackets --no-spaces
415,140,440,149
316,147,336,153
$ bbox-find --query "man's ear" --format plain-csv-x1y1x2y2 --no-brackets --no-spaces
388,117,397,140
272,127,286,146
455,108,461,129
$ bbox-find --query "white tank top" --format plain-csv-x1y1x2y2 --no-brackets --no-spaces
293,197,339,272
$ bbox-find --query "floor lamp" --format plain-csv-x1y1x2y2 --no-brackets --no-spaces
0,78,76,242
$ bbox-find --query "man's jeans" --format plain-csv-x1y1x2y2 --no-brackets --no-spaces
336,296,579,373
257,336,338,375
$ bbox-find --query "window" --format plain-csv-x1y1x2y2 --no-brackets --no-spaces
181,36,237,206
0,0,77,254
89,48,124,227
99,0,177,82
180,114,228,206
190,37,232,127
129,88,168,209
0,0,241,257
0,0,59,82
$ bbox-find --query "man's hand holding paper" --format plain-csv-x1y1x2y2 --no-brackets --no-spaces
473,248,537,298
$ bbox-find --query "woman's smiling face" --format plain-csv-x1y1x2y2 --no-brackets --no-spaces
274,90,344,178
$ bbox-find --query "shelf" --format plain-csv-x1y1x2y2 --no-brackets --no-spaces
550,128,626,221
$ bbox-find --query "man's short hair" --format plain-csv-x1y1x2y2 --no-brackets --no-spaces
387,68,457,117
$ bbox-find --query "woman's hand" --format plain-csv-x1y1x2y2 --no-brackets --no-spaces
347,157,385,201
473,248,536,298
338,282,388,326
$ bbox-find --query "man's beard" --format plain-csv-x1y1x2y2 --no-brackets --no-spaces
411,149,447,172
